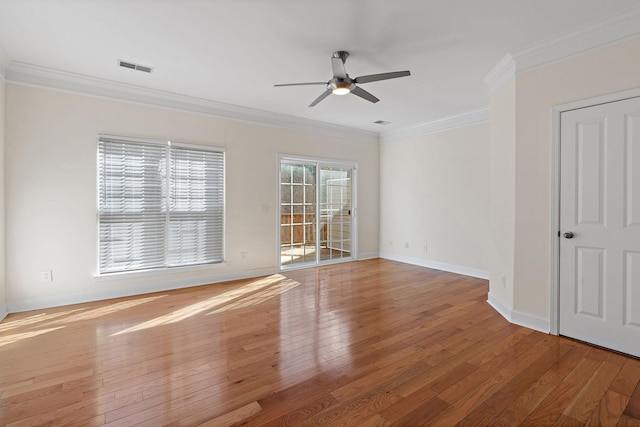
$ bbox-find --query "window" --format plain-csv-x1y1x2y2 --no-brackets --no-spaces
97,136,224,274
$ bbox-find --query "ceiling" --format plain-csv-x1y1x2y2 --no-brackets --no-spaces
0,0,638,134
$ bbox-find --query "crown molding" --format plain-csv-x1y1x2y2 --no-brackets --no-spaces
485,4,640,94
514,4,640,73
379,107,490,143
5,62,379,144
483,54,515,95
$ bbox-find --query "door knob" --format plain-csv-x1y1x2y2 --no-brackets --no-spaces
563,232,574,239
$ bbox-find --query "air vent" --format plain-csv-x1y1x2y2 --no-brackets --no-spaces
119,60,153,73
374,120,392,125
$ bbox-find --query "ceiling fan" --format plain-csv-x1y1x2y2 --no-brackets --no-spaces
274,51,411,107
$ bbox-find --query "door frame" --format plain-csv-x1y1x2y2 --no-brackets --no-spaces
276,154,358,271
549,87,640,335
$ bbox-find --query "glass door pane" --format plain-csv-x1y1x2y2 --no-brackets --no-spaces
280,163,317,267
319,166,352,262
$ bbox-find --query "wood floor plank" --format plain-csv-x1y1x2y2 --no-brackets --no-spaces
585,389,629,427
196,401,262,427
553,414,584,426
377,386,438,424
437,333,546,405
250,393,338,427
425,339,553,426
1,259,639,425
457,340,575,425
392,396,450,426
358,414,391,427
391,324,524,399
297,389,402,426
611,361,640,396
618,414,640,427
563,360,622,423
491,343,590,425
521,357,603,426
625,380,640,419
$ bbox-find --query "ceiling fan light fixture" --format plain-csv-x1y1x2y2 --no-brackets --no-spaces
332,84,351,95
274,50,411,107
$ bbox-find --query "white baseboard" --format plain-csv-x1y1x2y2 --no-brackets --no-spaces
358,251,380,260
379,254,551,334
379,252,489,280
486,293,513,323
487,292,550,333
6,267,278,313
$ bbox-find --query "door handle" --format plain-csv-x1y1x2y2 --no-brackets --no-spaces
563,231,574,239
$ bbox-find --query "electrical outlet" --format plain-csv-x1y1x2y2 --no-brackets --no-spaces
422,244,428,252
389,240,393,247
500,275,507,288
41,270,53,283
404,242,409,249
241,252,247,260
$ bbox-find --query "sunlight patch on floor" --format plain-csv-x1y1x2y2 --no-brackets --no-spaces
0,309,85,333
51,295,167,324
207,277,300,314
0,326,66,348
111,274,296,336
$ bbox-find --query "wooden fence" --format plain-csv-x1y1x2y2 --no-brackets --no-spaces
280,213,328,245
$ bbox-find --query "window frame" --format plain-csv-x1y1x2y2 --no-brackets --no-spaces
96,134,225,276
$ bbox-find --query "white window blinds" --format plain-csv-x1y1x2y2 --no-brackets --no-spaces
98,136,224,274
168,145,224,266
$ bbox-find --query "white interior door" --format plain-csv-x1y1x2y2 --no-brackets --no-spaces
559,96,640,357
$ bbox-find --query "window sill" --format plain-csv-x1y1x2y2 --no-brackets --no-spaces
93,262,228,282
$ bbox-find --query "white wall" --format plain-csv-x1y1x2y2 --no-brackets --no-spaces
0,77,6,321
379,123,490,277
5,83,379,311
489,37,640,326
488,79,516,310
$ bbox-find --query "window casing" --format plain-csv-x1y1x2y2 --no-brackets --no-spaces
97,136,224,274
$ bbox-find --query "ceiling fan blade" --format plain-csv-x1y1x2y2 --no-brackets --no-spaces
354,70,411,84
274,82,327,87
331,57,348,79
350,86,379,103
309,89,332,107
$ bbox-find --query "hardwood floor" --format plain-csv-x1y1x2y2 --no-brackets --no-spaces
1,258,639,426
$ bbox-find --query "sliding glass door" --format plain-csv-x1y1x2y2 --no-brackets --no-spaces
319,166,352,261
279,158,355,268
280,161,317,266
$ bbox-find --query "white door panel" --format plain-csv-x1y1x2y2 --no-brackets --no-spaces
575,247,604,319
625,251,640,328
626,113,640,227
560,96,640,357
